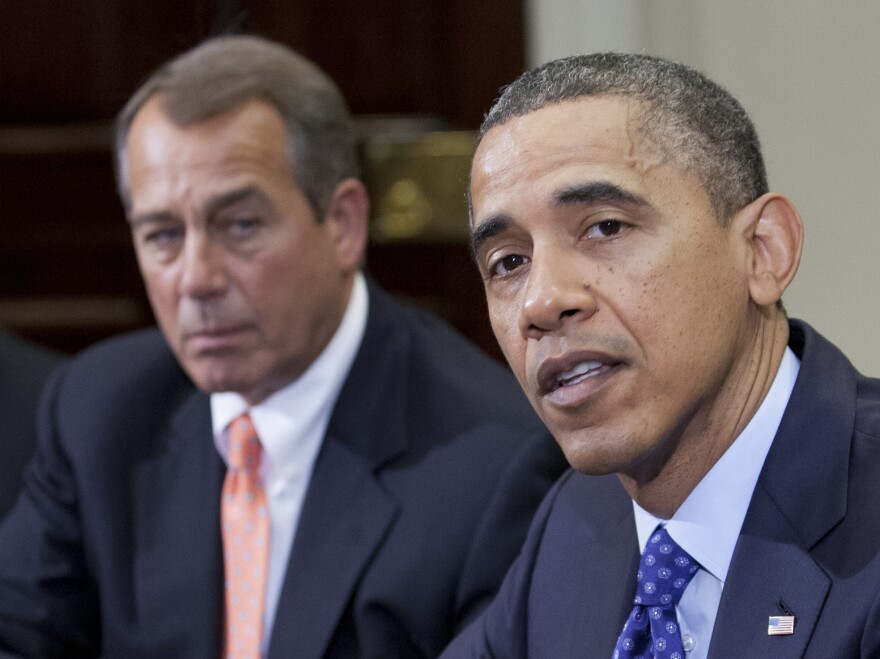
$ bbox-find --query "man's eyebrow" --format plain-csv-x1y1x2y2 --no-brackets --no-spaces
469,182,647,256
553,181,648,208
128,211,175,230
128,185,270,229
204,185,270,217
470,215,512,257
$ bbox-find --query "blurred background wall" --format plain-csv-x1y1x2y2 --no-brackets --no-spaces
4,1,879,373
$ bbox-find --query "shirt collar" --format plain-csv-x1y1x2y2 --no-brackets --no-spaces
211,272,369,468
633,346,800,583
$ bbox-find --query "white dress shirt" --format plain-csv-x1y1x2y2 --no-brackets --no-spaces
211,273,368,653
632,347,800,659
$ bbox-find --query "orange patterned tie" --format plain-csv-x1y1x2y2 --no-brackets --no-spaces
221,413,270,658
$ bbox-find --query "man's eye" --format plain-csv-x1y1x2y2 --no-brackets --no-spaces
142,227,183,247
490,253,530,277
585,219,625,239
227,218,260,238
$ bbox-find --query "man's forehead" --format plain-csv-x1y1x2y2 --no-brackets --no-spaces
471,97,668,209
127,98,291,177
477,95,646,150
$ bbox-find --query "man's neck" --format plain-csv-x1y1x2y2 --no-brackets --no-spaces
619,313,790,518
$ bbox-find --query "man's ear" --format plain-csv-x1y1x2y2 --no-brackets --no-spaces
323,178,369,271
732,192,804,307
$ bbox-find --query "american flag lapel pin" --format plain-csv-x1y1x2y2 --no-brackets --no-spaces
768,599,796,636
768,615,796,635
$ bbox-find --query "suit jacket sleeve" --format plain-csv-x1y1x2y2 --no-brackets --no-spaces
0,363,100,657
0,330,64,518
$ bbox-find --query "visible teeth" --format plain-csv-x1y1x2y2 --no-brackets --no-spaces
557,361,603,387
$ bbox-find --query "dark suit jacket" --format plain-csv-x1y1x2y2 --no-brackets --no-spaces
442,320,880,658
0,283,566,658
0,330,63,518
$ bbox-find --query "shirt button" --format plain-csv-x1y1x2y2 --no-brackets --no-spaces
285,467,301,482
682,634,695,652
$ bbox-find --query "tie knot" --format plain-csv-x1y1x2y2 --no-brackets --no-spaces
227,413,262,473
633,527,699,607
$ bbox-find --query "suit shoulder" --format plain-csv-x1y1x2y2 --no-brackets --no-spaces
373,289,532,419
65,328,179,379
390,303,524,403
855,372,880,439
50,327,190,411
791,320,880,442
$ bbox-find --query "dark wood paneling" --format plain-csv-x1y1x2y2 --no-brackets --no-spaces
1,1,524,126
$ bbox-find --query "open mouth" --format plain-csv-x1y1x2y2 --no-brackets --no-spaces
536,351,623,406
555,360,607,389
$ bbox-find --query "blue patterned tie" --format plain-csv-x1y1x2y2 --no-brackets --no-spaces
613,527,700,659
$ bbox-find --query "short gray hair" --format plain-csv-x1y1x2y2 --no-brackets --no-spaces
476,52,767,224
115,35,358,219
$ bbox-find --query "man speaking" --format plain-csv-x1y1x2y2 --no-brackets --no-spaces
443,52,880,657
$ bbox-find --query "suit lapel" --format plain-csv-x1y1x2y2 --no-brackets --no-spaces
709,483,830,658
267,439,398,659
531,474,638,656
267,283,409,659
709,322,855,658
132,386,226,655
594,506,641,654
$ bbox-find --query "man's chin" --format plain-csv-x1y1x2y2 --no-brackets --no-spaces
554,429,636,476
184,359,255,397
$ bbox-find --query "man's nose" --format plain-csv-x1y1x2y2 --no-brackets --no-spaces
519,248,598,338
178,236,227,299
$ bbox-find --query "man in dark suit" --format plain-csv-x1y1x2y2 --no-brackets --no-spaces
0,36,565,657
0,330,63,518
442,53,880,657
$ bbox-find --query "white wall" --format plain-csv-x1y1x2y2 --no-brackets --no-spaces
527,0,880,375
